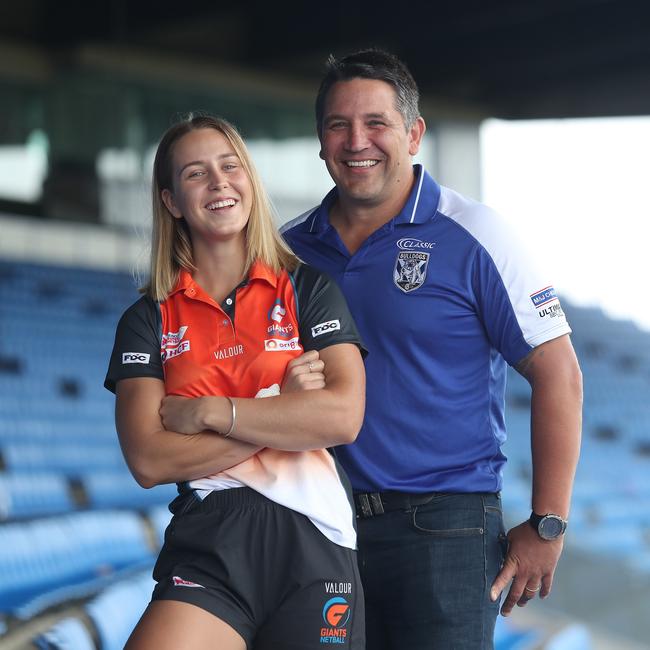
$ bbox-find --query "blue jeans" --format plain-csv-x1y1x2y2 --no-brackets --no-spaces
357,492,506,649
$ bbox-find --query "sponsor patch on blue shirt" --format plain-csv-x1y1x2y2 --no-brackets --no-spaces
530,286,557,307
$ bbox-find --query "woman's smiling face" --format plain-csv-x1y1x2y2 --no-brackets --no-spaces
162,127,253,243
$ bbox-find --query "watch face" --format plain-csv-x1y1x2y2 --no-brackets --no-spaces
539,515,564,539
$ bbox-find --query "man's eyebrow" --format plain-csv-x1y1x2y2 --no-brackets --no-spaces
324,112,389,123
178,153,238,175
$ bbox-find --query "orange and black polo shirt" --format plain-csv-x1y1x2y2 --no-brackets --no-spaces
105,262,365,548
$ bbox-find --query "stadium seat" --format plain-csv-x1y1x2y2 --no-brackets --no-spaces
83,471,177,510
148,504,173,547
33,616,95,650
544,623,592,650
86,570,154,650
494,615,541,649
0,472,73,520
569,523,648,560
0,510,155,617
1,442,126,474
583,496,650,527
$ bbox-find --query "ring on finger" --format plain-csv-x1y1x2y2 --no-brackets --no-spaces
308,362,314,372
524,584,541,593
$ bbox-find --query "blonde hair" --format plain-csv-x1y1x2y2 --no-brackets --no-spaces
145,114,299,301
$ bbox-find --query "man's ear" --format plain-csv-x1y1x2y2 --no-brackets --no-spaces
161,188,182,219
408,117,427,157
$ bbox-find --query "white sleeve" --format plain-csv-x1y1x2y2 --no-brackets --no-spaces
439,186,572,362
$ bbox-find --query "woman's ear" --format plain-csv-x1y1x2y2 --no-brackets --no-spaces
162,189,182,219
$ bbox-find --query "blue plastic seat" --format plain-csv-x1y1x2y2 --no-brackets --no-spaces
1,442,126,474
83,471,177,510
0,472,73,520
33,616,95,650
86,570,155,650
569,523,647,559
494,615,541,650
544,623,592,650
0,510,155,616
148,504,173,548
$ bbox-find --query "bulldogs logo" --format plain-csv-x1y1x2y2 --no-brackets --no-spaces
394,251,429,293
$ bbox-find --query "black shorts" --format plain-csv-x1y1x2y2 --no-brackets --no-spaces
151,487,365,649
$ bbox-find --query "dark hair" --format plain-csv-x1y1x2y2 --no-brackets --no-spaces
315,49,420,136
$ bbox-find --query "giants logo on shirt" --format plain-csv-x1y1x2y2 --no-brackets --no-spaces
268,299,286,323
267,322,294,338
162,326,190,363
266,299,295,338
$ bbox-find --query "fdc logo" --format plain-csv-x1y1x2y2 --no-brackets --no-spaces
320,597,350,644
122,352,150,364
311,320,340,338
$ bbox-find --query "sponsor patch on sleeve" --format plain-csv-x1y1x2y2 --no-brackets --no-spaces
311,319,341,338
122,352,151,364
530,286,557,308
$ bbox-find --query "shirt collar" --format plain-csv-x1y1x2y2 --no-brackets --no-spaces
171,261,278,299
396,165,441,225
171,269,195,296
248,260,279,287
310,164,441,232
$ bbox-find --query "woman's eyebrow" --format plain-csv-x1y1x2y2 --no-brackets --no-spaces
178,153,238,175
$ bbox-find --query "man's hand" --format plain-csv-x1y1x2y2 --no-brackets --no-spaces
159,395,204,434
490,520,563,616
281,350,326,393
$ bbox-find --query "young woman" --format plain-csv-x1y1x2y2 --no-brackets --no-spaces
104,115,366,649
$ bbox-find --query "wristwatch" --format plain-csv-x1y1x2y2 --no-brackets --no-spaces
529,512,567,540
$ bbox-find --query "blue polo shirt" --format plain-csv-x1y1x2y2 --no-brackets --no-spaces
282,165,571,493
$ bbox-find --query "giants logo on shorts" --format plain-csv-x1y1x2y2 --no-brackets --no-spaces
319,596,350,644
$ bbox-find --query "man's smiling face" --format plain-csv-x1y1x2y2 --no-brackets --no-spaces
319,77,424,210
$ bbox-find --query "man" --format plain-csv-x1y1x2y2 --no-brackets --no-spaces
282,49,582,649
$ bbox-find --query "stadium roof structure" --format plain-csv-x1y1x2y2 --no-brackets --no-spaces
1,0,650,120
